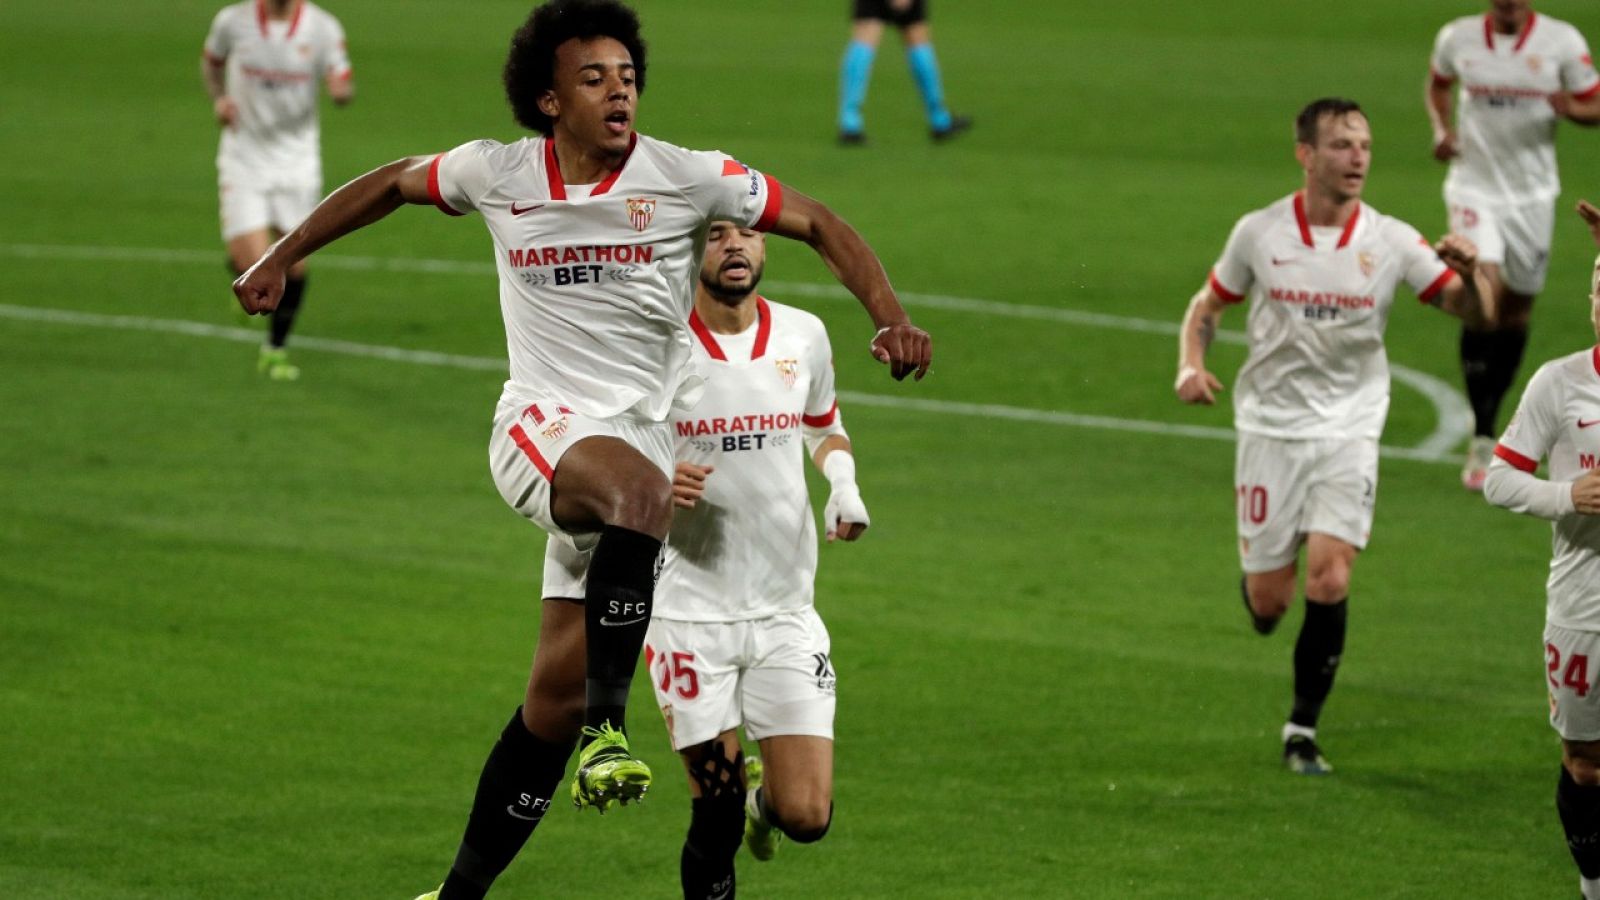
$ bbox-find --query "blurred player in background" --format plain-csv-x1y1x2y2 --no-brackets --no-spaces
837,0,970,145
544,221,863,899
202,0,353,380
1424,0,1600,489
229,2,931,898
1176,98,1492,775
1484,199,1600,900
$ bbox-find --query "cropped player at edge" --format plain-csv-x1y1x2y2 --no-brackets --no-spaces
1175,98,1492,775
202,0,354,381
1425,0,1600,490
1484,200,1600,900
547,220,862,898
228,2,931,899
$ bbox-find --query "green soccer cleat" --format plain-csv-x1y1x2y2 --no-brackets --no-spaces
257,346,301,381
742,755,781,861
411,891,439,900
1283,734,1333,775
570,723,651,812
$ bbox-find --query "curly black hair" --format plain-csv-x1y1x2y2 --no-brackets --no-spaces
503,0,648,136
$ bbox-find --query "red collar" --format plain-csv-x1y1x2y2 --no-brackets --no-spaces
543,133,636,201
1591,345,1600,378
1483,12,1536,52
1292,191,1360,250
256,0,305,38
689,296,772,361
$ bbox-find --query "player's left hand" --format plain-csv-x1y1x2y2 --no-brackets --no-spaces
672,462,713,510
1551,91,1575,120
824,489,869,542
870,322,932,381
1577,199,1600,247
1434,233,1479,276
233,258,287,315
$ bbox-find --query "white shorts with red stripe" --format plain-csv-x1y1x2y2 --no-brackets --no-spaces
1235,433,1378,572
1444,190,1555,295
487,396,674,549
644,609,836,750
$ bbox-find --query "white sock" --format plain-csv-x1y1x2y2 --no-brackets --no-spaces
745,787,767,826
1282,722,1316,743
1582,875,1600,900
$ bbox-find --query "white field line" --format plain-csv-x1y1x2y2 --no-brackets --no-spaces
0,242,1468,463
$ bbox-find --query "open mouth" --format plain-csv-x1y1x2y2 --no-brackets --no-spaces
720,259,751,278
604,110,630,135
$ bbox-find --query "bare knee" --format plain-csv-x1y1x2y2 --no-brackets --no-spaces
597,470,672,536
1305,562,1351,604
1565,747,1600,786
1246,571,1294,620
773,797,833,844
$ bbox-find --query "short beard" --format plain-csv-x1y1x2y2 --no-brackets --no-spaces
699,262,763,305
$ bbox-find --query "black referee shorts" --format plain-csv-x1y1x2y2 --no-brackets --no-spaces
852,0,927,27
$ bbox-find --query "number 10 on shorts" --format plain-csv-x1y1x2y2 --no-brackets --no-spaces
1237,484,1268,525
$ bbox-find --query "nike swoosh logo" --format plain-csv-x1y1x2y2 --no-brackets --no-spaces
1580,419,1600,429
599,615,648,627
506,805,544,821
511,202,546,215
1270,257,1296,266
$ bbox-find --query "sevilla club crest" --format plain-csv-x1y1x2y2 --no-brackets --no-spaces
1357,251,1376,278
775,358,799,389
626,197,656,232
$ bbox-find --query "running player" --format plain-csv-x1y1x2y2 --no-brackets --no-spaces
837,0,970,145
544,220,862,898
1175,98,1492,775
1425,0,1600,489
202,0,353,380
229,3,931,899
1483,199,1600,900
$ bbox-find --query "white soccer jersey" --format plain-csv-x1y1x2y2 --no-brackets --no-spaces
656,298,841,622
203,0,351,180
429,135,782,421
1209,193,1454,440
1494,347,1600,631
1431,11,1600,204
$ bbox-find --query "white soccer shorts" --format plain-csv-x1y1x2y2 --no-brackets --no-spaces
487,397,673,558
1445,191,1555,295
1234,433,1378,572
218,173,321,241
643,609,837,750
1545,622,1600,742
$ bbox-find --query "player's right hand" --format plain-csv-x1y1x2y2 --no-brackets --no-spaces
1578,200,1600,248
233,260,286,315
1175,365,1224,405
1573,468,1600,515
1432,130,1457,162
213,96,238,128
870,322,932,381
672,462,713,510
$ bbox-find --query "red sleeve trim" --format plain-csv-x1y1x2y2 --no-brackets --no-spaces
1418,267,1454,303
721,158,750,176
1430,68,1456,88
1494,443,1537,473
427,154,465,217
802,400,839,428
508,424,555,480
1209,269,1244,304
753,174,783,232
328,67,353,82
203,50,226,65
1575,80,1600,101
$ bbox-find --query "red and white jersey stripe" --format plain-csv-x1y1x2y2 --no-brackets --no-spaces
1431,11,1600,204
657,298,841,622
1210,192,1452,440
429,134,783,422
203,0,351,180
1495,347,1600,629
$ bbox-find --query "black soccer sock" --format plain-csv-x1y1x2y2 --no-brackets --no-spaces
1559,767,1600,879
438,709,576,900
1484,327,1529,433
1288,598,1347,730
1460,328,1496,437
583,525,663,733
268,274,307,349
681,743,745,900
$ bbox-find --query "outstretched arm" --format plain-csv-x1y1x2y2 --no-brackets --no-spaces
1175,282,1228,405
1429,234,1495,327
233,156,435,314
768,190,931,381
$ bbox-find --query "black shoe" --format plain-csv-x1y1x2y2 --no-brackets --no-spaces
1240,576,1278,635
838,130,867,146
931,115,972,142
1283,734,1333,775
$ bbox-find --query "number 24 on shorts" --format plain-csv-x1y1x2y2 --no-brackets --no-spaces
1548,642,1592,697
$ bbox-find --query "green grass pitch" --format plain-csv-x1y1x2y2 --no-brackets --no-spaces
4,0,1600,896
